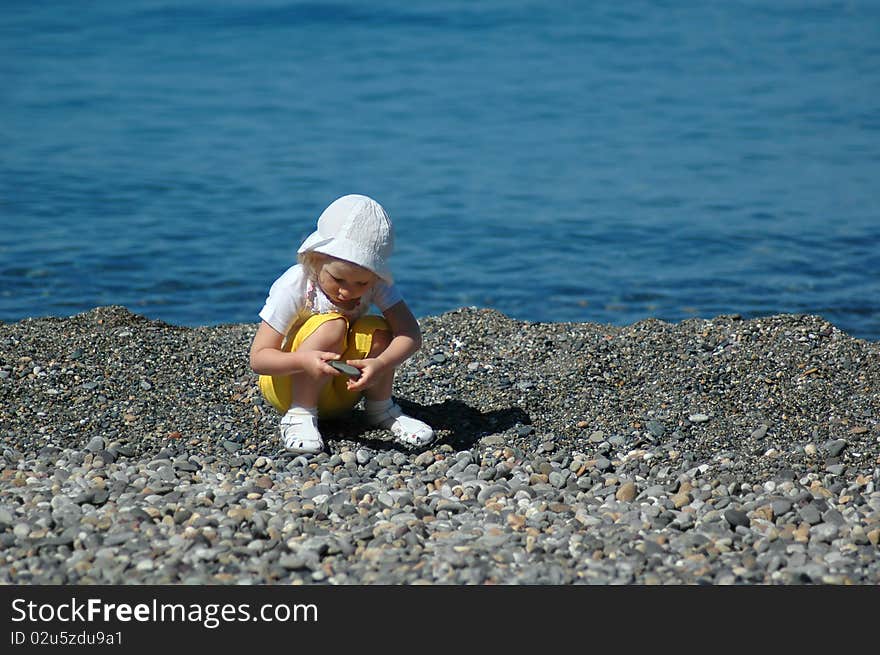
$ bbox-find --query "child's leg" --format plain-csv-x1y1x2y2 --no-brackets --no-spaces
260,314,349,455
258,313,347,414
288,317,347,409
326,315,391,410
260,314,348,454
351,318,435,447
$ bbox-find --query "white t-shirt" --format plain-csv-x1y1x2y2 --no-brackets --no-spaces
259,264,403,338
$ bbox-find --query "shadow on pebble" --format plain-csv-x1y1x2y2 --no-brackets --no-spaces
321,398,531,453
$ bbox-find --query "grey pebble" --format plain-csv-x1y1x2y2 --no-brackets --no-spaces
85,436,105,453
798,504,823,525
646,420,665,437
723,509,749,529
770,499,793,516
824,440,847,457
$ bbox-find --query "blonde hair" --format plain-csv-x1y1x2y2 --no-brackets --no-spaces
298,251,329,279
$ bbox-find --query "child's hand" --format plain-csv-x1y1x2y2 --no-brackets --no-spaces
307,351,343,378
343,357,387,391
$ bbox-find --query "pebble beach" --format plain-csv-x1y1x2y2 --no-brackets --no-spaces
1,305,878,585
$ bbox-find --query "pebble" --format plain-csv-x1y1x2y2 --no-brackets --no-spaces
616,481,637,502
724,509,750,529
646,420,665,437
0,305,878,585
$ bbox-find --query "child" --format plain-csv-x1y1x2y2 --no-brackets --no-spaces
249,194,435,455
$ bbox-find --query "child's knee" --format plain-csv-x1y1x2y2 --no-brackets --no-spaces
349,316,391,357
302,317,348,351
368,328,392,356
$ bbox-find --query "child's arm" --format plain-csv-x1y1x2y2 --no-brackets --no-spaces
345,300,421,391
374,300,423,368
249,321,341,377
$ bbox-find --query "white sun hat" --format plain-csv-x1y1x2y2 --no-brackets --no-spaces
297,194,395,282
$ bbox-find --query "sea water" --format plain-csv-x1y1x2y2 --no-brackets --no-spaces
2,0,878,339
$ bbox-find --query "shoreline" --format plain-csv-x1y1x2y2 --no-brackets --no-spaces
1,305,878,584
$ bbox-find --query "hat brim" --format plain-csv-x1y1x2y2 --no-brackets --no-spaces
299,233,393,283
297,230,331,254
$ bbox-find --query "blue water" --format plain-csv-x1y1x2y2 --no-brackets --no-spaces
2,1,879,340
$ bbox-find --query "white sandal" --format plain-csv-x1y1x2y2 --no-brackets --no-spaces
367,402,435,447
279,407,324,454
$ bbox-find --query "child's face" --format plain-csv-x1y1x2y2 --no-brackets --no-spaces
317,258,377,307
